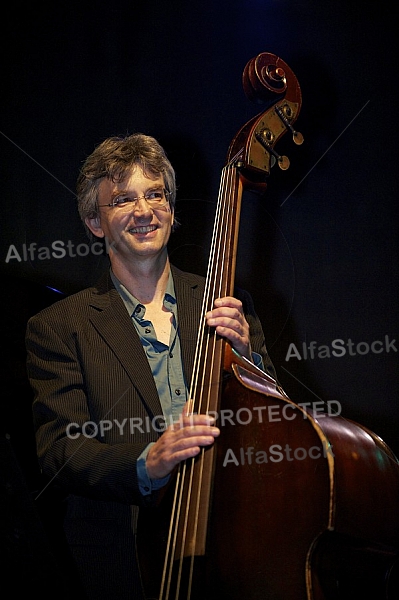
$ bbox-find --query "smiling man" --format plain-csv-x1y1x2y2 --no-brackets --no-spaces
25,133,275,599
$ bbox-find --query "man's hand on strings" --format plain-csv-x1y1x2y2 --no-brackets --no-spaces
146,402,220,480
206,296,252,360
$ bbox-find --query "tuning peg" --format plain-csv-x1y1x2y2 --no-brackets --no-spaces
292,131,304,145
255,130,290,170
275,104,304,145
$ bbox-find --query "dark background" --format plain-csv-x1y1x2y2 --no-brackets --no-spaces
1,0,398,590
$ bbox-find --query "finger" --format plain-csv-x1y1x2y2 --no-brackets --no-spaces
179,401,216,426
207,308,246,330
213,296,241,309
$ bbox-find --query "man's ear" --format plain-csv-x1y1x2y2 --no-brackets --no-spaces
85,216,104,238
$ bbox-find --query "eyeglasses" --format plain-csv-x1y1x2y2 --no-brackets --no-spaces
98,188,171,209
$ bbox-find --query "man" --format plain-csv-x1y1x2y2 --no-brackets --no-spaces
26,133,276,599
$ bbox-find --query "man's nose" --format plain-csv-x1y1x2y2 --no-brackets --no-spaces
131,197,153,216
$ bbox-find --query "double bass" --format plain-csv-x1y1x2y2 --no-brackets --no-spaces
138,52,399,600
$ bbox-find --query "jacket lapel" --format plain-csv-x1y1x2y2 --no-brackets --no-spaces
87,272,162,420
171,265,205,384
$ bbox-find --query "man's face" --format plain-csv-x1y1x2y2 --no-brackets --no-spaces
86,165,174,266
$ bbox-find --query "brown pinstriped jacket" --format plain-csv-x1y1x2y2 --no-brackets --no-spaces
25,264,274,599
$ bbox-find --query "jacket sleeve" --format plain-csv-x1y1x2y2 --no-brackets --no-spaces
236,287,278,381
26,311,159,508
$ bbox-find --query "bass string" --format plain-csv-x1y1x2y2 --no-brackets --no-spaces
160,163,239,599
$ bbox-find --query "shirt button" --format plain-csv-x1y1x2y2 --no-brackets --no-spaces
175,389,181,396
145,328,151,334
